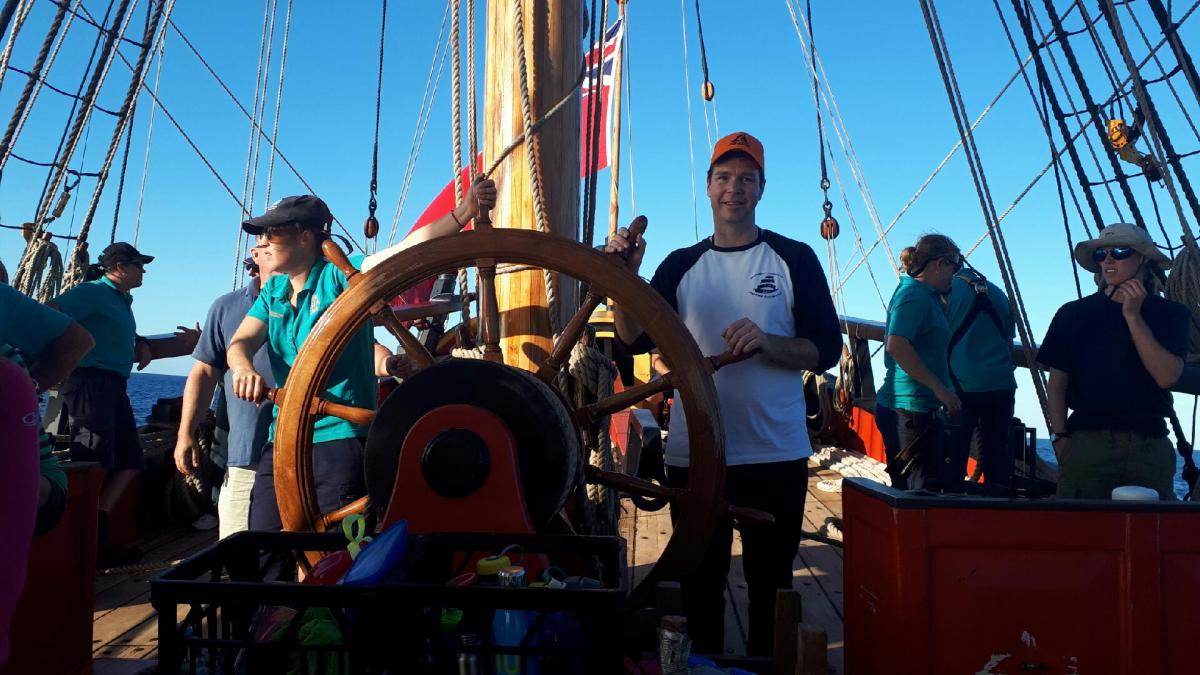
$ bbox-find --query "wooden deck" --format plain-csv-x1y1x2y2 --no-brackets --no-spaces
92,526,216,675
620,462,846,673
91,462,847,674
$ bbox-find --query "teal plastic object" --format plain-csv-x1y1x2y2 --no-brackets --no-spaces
340,519,409,587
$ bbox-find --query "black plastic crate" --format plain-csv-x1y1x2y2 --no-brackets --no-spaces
151,530,627,674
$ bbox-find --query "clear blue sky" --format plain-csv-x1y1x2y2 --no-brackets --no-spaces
1,0,1197,439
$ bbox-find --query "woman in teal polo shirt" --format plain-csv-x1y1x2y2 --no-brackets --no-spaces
876,234,963,491
228,179,495,531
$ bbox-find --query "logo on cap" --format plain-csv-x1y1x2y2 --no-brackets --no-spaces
729,133,751,148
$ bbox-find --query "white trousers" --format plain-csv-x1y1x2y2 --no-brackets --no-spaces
217,464,257,540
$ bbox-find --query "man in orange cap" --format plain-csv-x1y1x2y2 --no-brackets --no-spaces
606,131,842,655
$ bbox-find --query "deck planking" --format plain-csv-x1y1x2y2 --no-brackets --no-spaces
92,526,216,674
618,462,846,673
97,465,850,674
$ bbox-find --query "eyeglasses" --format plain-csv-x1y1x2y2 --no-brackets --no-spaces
940,255,963,272
122,262,144,271
1090,246,1136,263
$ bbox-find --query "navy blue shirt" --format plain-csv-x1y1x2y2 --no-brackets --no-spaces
193,285,275,467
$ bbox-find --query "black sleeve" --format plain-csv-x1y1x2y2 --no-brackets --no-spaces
766,233,843,372
623,244,705,355
1036,302,1074,372
1150,298,1191,358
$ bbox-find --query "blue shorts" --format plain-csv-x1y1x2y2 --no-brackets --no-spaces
61,368,144,471
248,437,366,531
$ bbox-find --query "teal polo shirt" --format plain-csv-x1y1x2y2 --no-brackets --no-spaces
877,275,952,413
1,282,72,359
945,272,1017,393
247,255,376,443
53,276,136,377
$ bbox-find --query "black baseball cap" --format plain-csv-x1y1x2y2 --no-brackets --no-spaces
241,195,333,235
99,242,154,268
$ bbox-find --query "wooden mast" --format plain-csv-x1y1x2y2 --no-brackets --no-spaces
485,0,581,371
606,0,627,243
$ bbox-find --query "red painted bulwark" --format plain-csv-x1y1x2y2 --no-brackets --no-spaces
4,463,103,675
849,405,887,465
844,478,1200,675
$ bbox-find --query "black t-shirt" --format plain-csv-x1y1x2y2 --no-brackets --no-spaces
1037,291,1189,436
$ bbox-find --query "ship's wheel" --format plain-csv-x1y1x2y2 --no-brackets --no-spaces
269,218,762,607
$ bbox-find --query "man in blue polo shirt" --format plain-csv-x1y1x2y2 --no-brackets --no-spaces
228,179,495,531
174,243,279,539
51,242,199,566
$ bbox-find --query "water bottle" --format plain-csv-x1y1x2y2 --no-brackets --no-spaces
493,566,538,675
456,633,480,675
657,615,690,675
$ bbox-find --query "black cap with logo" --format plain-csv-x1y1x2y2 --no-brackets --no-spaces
241,195,333,235
99,242,154,268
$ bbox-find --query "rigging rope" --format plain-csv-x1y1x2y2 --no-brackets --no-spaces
0,0,35,95
67,0,167,290
918,0,1050,429
460,0,476,324
162,17,352,255
685,0,713,150
18,0,135,290
1122,0,1200,143
1034,0,1143,227
233,0,277,288
1100,0,1200,237
582,0,606,251
786,0,898,275
955,0,1199,257
262,0,292,210
386,0,452,245
513,0,561,334
677,0,700,241
622,6,638,213
13,234,62,301
451,0,468,321
0,0,78,178
365,0,386,253
133,12,167,246
450,0,463,208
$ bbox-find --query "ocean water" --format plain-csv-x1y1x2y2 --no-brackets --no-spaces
127,372,187,425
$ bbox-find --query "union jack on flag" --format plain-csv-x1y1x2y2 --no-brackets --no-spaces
580,18,624,177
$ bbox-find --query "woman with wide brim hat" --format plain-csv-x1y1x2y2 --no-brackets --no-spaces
1037,223,1189,500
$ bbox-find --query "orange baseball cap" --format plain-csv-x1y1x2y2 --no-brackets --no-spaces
710,131,765,173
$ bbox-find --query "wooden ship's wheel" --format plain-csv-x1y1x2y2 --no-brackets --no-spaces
269,217,763,607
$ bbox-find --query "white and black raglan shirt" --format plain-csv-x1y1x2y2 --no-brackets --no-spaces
627,229,842,467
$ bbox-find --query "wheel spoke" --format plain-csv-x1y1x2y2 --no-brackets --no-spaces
476,257,503,363
373,302,436,369
321,239,361,283
571,375,674,426
267,388,376,427
585,465,682,501
319,496,369,531
536,289,605,384
707,349,756,372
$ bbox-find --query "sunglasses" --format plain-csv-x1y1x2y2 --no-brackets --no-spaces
263,223,303,241
940,255,963,272
121,261,144,271
1090,246,1136,263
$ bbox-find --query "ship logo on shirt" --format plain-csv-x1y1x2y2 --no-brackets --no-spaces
748,273,782,298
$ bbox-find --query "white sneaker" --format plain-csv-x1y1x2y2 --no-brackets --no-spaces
190,513,219,531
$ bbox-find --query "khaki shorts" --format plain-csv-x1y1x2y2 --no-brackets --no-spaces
1056,429,1176,500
